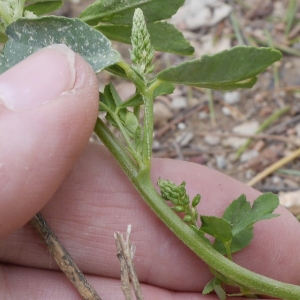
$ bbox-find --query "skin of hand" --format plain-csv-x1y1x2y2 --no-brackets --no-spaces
0,45,300,300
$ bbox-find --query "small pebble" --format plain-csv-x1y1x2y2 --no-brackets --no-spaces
240,150,259,163
176,132,194,147
232,121,259,135
171,96,187,110
177,122,186,130
222,106,232,116
152,140,161,150
223,91,240,105
215,155,227,169
198,111,208,120
272,176,282,185
204,134,221,146
245,169,256,180
222,137,247,149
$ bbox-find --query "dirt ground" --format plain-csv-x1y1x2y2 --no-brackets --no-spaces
62,0,300,215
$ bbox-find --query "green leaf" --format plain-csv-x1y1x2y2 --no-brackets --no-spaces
105,64,128,78
200,216,233,243
25,1,63,16
80,0,185,26
223,194,251,227
118,93,143,109
213,226,253,255
157,46,282,90
96,21,194,55
109,82,123,106
231,193,279,236
101,84,117,111
118,108,139,137
133,124,143,154
0,16,120,74
213,193,279,255
203,278,226,300
0,22,8,43
153,82,175,98
203,278,215,295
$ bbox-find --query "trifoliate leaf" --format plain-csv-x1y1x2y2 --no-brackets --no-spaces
157,46,282,90
80,0,185,26
213,193,279,254
0,16,120,74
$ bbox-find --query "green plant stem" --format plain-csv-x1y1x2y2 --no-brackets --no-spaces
94,118,139,178
94,117,300,299
99,102,143,167
116,61,157,165
141,88,153,165
285,0,297,36
230,11,245,45
117,61,147,92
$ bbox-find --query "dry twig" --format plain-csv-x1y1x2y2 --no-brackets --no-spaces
30,213,101,300
114,225,144,300
247,148,300,187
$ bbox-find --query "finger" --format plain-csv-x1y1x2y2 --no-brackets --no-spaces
0,265,247,300
1,144,300,292
0,45,99,237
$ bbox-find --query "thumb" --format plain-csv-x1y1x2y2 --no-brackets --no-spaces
0,44,99,237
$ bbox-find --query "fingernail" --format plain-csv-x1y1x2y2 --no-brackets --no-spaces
0,44,76,110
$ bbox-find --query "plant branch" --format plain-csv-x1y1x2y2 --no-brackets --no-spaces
99,102,143,167
141,88,154,165
94,118,300,299
94,118,139,178
117,61,147,92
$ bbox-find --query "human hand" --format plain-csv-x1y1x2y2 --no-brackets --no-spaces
1,46,300,299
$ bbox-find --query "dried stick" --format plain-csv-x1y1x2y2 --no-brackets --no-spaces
30,213,101,300
114,225,143,300
247,148,300,187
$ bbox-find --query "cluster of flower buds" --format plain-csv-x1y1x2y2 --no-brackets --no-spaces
158,178,201,227
130,8,155,76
